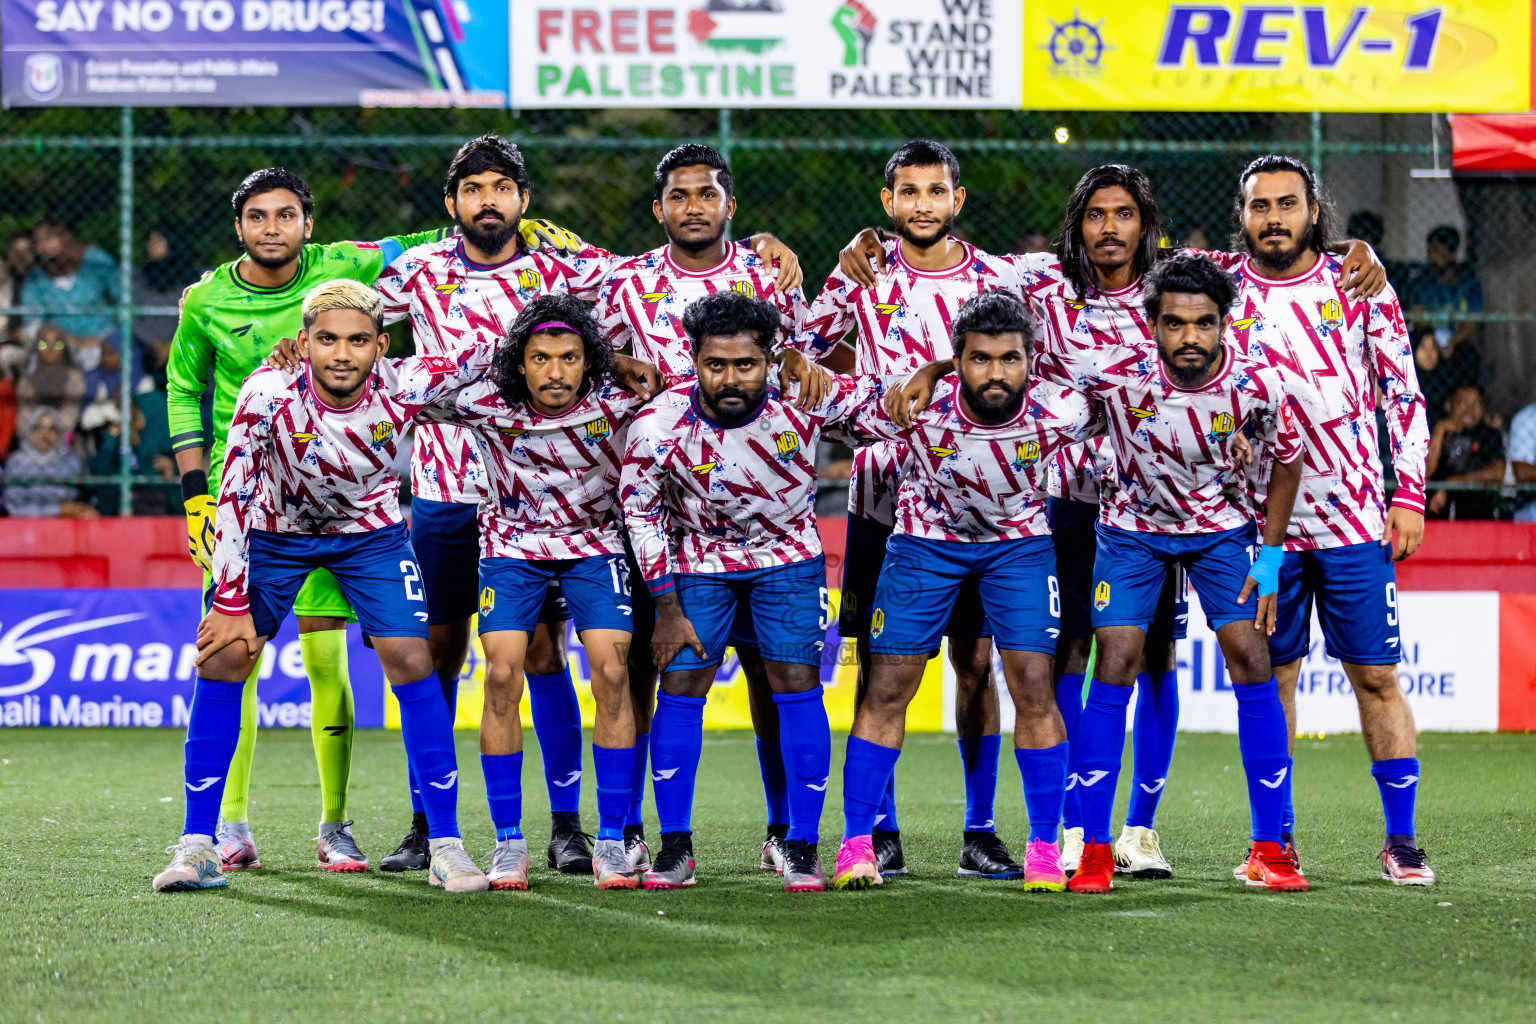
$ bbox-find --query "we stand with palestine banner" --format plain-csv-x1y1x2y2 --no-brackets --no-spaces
3,1,1530,109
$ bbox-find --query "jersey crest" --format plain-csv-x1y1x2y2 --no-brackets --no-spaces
370,422,396,446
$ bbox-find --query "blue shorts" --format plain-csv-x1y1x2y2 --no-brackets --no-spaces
1048,498,1187,643
234,521,428,640
667,558,828,671
411,496,567,626
1092,521,1257,633
1270,543,1402,666
837,512,990,641
870,533,1060,656
476,554,633,636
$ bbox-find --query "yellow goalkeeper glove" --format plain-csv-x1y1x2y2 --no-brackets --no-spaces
182,470,216,573
518,217,584,255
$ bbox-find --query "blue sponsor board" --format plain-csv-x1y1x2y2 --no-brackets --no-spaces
1,0,507,106
0,589,385,727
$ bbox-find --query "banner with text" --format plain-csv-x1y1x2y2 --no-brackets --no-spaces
511,0,1020,108
1,0,509,106
1021,1,1531,112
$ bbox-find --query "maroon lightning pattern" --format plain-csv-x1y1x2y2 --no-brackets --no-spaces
833,377,1099,542
620,375,885,594
796,238,1028,524
211,354,486,615
596,242,809,377
375,236,615,504
1213,251,1429,549
429,379,663,561
1078,341,1310,535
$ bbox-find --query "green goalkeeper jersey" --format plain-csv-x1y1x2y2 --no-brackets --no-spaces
167,231,449,490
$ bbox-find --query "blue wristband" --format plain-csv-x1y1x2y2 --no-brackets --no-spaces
1247,544,1285,596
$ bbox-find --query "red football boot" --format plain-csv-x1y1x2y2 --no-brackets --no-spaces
1244,840,1310,892
1067,840,1115,893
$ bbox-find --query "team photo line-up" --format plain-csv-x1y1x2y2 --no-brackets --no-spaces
154,131,1434,897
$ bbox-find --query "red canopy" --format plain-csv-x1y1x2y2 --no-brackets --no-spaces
1451,114,1536,174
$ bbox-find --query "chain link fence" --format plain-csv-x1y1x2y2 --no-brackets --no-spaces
2,106,1532,515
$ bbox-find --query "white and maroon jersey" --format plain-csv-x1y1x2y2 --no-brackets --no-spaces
596,241,809,378
795,238,1026,524
1081,342,1307,535
375,236,614,504
1047,437,1116,505
211,353,482,615
429,379,653,561
621,374,884,594
1209,251,1429,549
833,377,1098,542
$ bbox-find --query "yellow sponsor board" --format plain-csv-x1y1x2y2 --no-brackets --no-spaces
384,587,946,732
1023,1,1531,112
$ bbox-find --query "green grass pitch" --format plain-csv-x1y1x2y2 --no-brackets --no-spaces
1,728,1532,1022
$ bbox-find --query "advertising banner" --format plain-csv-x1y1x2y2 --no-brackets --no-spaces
511,0,1022,108
0,589,386,727
1021,1,1532,113
1,0,508,106
947,590,1502,734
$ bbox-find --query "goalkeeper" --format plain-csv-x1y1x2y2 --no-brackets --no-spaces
169,167,574,872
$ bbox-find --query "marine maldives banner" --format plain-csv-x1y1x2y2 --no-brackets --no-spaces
0,0,508,106
0,589,386,727
512,0,1022,108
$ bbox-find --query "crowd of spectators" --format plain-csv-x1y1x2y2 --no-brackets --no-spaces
0,221,188,517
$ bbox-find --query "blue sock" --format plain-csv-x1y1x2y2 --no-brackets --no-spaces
393,676,462,839
1234,679,1290,843
593,744,635,842
1281,756,1296,835
774,687,832,844
181,678,245,837
874,770,899,832
1070,680,1133,844
1015,743,1069,843
650,692,705,834
1055,672,1085,831
1127,670,1179,829
407,671,459,816
958,734,1001,832
756,738,790,828
526,669,583,814
626,732,649,829
1370,756,1420,842
842,735,901,838
479,752,523,840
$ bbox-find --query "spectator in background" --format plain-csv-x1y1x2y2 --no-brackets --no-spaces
1015,228,1052,254
87,389,177,515
1427,385,1507,520
1406,225,1483,424
16,325,85,434
1507,398,1536,522
134,223,196,388
1184,226,1210,250
4,406,95,517
3,229,34,350
23,221,120,360
1346,209,1410,288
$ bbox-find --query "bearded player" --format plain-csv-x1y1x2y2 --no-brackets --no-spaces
796,140,1027,881
1220,155,1433,885
596,143,818,875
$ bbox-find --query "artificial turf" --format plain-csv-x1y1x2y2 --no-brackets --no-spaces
1,728,1531,1022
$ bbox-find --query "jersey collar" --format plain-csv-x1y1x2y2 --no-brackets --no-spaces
304,364,372,415
1155,341,1238,394
891,239,976,279
228,247,310,295
662,243,739,278
1239,252,1328,289
689,383,771,429
952,380,1030,429
456,237,523,271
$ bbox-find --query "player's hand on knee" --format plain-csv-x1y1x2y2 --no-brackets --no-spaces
750,233,802,292
195,610,260,666
1382,506,1425,561
838,227,887,289
517,217,584,255
263,336,301,372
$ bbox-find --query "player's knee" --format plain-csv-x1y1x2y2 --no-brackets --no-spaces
588,659,628,708
482,661,524,718
1093,644,1139,685
1224,645,1273,685
1349,663,1402,700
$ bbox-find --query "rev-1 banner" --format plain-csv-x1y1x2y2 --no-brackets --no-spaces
0,588,386,728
